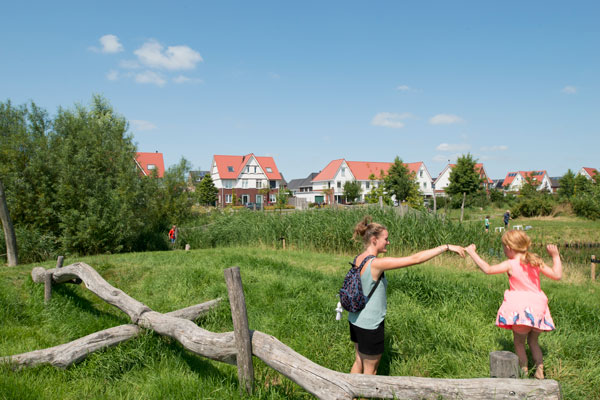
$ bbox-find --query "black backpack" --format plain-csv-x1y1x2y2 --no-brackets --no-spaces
339,255,382,312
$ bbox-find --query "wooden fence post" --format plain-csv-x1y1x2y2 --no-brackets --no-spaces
592,255,596,281
490,351,520,378
56,256,64,269
44,271,53,304
224,267,254,395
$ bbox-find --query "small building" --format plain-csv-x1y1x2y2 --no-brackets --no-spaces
311,159,433,204
135,152,165,178
210,153,285,207
287,172,321,203
502,170,552,192
433,163,493,196
578,167,599,181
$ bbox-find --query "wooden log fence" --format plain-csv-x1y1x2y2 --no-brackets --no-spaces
1,262,561,399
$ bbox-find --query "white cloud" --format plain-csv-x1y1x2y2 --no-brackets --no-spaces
173,75,203,84
131,120,157,131
436,143,471,152
106,70,119,81
429,114,464,125
134,39,203,70
480,145,508,151
396,85,411,92
99,34,124,53
561,85,577,94
135,71,166,86
371,112,413,129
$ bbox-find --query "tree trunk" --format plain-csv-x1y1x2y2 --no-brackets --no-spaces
460,192,466,223
0,179,18,266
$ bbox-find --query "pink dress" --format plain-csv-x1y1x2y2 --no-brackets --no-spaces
496,259,555,331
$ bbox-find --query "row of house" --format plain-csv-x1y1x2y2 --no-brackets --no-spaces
134,152,598,207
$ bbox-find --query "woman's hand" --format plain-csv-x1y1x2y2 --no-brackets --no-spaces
465,244,477,257
448,244,465,257
546,244,560,258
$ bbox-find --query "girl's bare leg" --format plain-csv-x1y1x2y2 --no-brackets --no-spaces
528,330,544,379
350,343,381,375
512,326,532,374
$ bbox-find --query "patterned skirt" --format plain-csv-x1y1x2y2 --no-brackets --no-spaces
496,290,555,331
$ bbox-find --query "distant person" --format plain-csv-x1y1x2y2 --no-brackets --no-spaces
504,210,511,229
485,215,490,233
465,230,562,379
347,216,465,376
168,225,177,245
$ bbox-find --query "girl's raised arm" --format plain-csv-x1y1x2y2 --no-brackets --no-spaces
540,244,562,281
465,244,510,275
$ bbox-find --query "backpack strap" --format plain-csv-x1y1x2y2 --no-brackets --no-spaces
350,255,382,299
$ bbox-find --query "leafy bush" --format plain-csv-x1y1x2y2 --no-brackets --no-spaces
511,196,555,218
571,193,600,220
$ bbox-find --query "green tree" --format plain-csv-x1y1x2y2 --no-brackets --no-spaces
275,187,292,210
558,169,576,199
446,154,483,197
343,180,362,203
384,157,421,207
197,174,218,206
365,173,391,205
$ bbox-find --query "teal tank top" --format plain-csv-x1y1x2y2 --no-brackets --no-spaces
347,258,387,330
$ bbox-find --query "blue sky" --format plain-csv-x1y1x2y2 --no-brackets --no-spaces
2,1,598,181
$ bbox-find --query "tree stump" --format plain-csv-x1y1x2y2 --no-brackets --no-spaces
490,351,520,378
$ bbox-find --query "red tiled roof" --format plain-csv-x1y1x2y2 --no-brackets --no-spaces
136,152,165,178
503,170,547,187
438,163,492,183
583,167,598,177
213,154,282,180
313,159,424,181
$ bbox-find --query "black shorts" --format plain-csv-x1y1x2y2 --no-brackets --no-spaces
349,320,385,355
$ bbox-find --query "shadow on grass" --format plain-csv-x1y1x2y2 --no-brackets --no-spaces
52,284,126,324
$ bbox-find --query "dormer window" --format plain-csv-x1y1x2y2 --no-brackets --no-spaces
266,167,272,173
147,164,156,170
227,166,234,172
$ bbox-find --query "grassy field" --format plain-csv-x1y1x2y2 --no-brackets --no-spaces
1,247,599,399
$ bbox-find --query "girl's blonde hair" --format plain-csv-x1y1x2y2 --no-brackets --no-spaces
501,230,543,267
353,216,387,246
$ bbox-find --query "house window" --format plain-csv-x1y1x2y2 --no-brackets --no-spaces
147,164,156,170
256,180,262,188
423,182,427,188
419,170,423,177
253,166,257,173
269,194,276,203
270,180,277,189
225,194,232,203
337,181,341,188
365,182,370,189
223,180,234,189
341,167,346,177
242,179,249,188
227,166,234,173
266,167,273,173
241,195,249,204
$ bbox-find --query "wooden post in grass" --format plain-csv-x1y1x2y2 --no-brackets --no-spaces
592,255,596,281
224,266,254,395
460,192,466,223
44,271,53,303
489,351,520,378
56,256,64,268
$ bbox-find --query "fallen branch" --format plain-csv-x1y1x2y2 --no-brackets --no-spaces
1,299,221,369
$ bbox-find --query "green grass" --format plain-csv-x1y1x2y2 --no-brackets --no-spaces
1,247,599,399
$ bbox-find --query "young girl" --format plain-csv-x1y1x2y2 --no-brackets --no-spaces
465,230,562,379
348,216,465,375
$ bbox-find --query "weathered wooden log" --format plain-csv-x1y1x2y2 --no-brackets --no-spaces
250,331,561,399
44,271,52,303
27,264,561,399
224,266,254,395
490,351,520,378
1,299,221,369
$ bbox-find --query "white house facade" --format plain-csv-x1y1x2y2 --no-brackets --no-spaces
210,153,285,206
502,170,552,192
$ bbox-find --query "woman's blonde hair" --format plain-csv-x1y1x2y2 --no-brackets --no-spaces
353,216,387,246
501,230,543,267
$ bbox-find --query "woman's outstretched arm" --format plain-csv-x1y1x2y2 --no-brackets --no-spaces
372,244,464,274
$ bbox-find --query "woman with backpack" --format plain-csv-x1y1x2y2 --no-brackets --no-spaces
347,216,465,375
